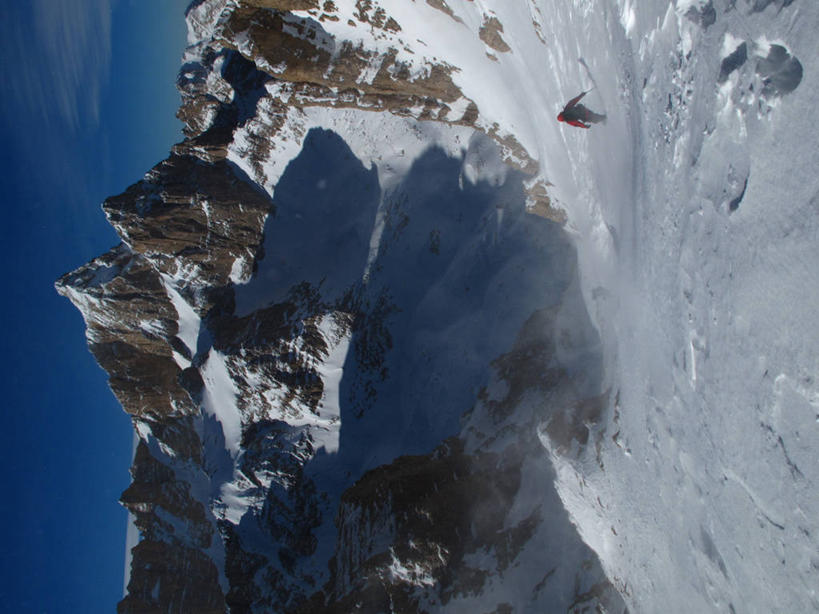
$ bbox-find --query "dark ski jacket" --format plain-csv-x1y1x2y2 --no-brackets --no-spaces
557,91,591,128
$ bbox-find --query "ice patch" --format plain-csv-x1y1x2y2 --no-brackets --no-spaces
161,274,201,359
200,350,243,457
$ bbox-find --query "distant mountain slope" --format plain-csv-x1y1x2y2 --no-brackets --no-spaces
57,1,621,612
58,0,819,613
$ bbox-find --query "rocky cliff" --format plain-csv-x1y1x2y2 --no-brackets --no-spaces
57,1,624,611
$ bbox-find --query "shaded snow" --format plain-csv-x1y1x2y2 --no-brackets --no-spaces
311,315,350,454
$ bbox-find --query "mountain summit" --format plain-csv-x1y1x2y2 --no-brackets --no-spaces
59,1,819,613
57,1,616,611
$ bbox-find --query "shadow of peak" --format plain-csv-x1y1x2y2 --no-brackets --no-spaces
233,127,381,316
333,139,576,477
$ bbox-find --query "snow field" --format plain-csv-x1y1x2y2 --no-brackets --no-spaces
153,0,819,609
524,1,819,612
298,1,818,611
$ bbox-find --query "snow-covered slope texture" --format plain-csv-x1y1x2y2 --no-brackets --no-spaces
57,0,818,612
506,1,817,613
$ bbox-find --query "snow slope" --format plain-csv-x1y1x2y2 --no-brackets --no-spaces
454,1,819,612
300,0,819,611
573,2,819,611
224,0,818,609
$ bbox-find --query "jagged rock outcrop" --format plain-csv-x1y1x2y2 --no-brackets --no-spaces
118,439,225,613
103,154,272,289
56,245,196,418
57,1,624,612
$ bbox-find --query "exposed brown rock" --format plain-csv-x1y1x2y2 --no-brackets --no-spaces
485,307,568,422
525,179,567,224
208,290,333,420
299,438,533,612
479,15,511,53
354,0,399,30
119,540,225,614
219,7,461,113
119,441,223,614
175,47,274,165
245,0,319,9
121,441,212,548
55,245,196,418
102,153,272,292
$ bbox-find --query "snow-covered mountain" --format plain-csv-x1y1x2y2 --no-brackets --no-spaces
57,0,818,612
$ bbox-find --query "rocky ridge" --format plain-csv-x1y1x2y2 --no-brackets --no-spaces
57,1,622,612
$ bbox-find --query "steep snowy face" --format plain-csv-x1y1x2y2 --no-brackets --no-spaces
57,0,818,612
527,1,819,613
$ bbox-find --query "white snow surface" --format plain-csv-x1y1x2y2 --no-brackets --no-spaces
200,349,243,457
160,273,200,367
383,1,819,613
285,0,819,611
171,0,819,610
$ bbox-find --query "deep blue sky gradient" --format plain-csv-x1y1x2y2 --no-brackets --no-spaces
0,1,189,611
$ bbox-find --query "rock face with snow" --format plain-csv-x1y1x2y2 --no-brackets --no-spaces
58,0,819,613
58,1,618,611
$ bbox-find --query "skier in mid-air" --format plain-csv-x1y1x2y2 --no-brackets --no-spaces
557,91,606,129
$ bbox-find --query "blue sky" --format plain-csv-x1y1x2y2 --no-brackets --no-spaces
0,0,190,610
